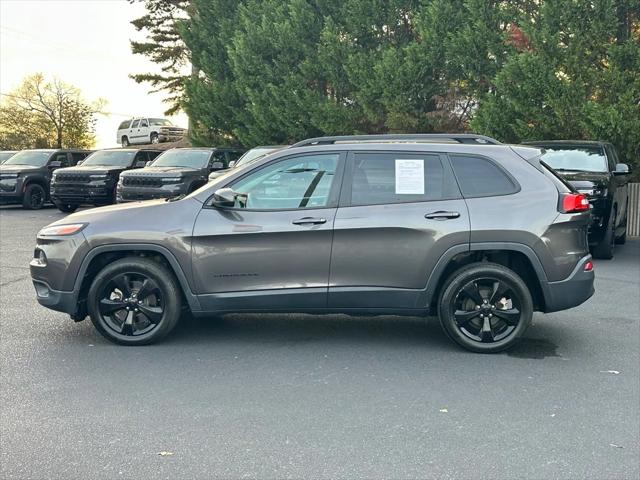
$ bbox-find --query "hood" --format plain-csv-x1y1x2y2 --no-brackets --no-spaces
0,164,42,174
554,170,610,191
56,165,127,175
121,166,200,177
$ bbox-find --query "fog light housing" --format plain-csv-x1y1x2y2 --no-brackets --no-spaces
33,248,47,266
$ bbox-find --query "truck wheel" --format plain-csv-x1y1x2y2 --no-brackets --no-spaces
54,202,78,213
121,136,129,147
593,212,615,259
22,184,46,210
150,133,159,144
615,204,627,245
88,257,182,346
437,263,533,353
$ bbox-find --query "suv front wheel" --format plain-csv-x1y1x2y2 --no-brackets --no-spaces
87,257,182,345
438,263,533,353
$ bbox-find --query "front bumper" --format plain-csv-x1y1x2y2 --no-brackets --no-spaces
0,178,22,202
543,255,595,313
32,279,84,318
117,184,187,202
158,133,185,143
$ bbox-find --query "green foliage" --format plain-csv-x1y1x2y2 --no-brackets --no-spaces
144,0,639,174
0,74,104,150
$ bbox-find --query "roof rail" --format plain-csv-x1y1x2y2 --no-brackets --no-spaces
290,134,501,148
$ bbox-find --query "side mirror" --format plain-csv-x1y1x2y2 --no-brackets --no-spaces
134,160,147,168
210,161,224,171
145,160,153,167
49,160,62,169
76,160,84,166
613,163,630,175
228,161,236,168
212,188,237,207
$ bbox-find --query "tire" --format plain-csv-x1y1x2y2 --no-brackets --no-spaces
150,133,159,144
437,262,533,353
87,257,182,345
54,202,78,213
22,184,46,210
593,211,615,259
121,136,129,147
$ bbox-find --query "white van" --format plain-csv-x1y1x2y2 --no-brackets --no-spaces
116,117,186,147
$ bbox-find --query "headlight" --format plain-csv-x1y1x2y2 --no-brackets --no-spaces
89,174,108,180
39,223,87,236
162,177,182,184
0,173,18,179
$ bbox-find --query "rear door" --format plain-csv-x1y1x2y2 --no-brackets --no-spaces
328,150,469,309
191,151,346,310
129,119,141,144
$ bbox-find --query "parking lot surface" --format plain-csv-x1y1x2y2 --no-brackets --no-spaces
1,205,639,479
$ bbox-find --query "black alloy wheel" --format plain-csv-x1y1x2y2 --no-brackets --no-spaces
88,257,182,345
22,184,46,210
438,263,532,353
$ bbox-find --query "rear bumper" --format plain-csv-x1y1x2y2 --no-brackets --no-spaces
542,255,595,313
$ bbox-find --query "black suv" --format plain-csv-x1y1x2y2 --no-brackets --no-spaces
31,134,595,353
524,140,631,259
0,149,90,209
117,147,245,202
50,149,161,212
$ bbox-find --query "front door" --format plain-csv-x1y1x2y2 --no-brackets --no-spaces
191,152,345,311
328,151,469,309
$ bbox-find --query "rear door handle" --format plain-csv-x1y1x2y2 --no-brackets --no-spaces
292,217,327,225
425,211,460,220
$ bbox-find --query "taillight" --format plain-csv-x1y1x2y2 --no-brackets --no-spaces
584,260,593,272
559,193,589,213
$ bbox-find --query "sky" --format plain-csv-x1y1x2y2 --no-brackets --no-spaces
0,0,189,148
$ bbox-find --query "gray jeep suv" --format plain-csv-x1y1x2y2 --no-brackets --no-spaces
30,134,594,352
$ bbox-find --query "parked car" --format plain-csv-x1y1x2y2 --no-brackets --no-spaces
116,117,186,147
208,145,287,181
30,134,595,352
50,149,161,212
117,147,245,202
0,151,17,164
0,149,90,209
523,140,631,259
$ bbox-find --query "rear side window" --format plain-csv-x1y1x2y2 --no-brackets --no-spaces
349,153,458,206
450,155,518,197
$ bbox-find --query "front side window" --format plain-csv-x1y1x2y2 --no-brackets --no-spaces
450,155,518,197
350,153,456,206
140,119,149,128
52,153,69,168
538,146,607,173
82,150,137,167
230,154,339,210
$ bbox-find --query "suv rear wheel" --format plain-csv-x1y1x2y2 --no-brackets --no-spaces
438,263,533,353
87,257,182,345
121,136,129,147
22,184,46,210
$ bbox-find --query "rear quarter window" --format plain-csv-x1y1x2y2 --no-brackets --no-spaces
450,154,519,197
118,120,131,130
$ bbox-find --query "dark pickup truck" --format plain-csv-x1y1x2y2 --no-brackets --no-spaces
0,149,91,209
50,149,161,212
524,140,631,259
117,147,244,202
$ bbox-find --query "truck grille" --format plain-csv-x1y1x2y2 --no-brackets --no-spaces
122,176,163,188
56,173,91,183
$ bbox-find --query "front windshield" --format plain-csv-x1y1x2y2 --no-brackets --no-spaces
0,152,16,163
149,149,211,169
235,148,280,168
3,150,53,167
540,146,608,173
149,118,173,126
81,150,136,167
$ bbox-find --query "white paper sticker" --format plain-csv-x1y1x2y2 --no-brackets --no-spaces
395,159,424,194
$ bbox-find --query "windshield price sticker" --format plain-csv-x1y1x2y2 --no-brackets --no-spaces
395,159,424,194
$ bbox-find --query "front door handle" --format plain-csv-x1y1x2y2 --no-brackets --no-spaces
425,211,460,220
292,217,327,225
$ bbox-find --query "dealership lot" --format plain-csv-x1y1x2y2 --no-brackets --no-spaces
1,206,638,479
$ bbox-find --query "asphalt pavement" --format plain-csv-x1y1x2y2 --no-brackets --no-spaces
1,205,639,479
